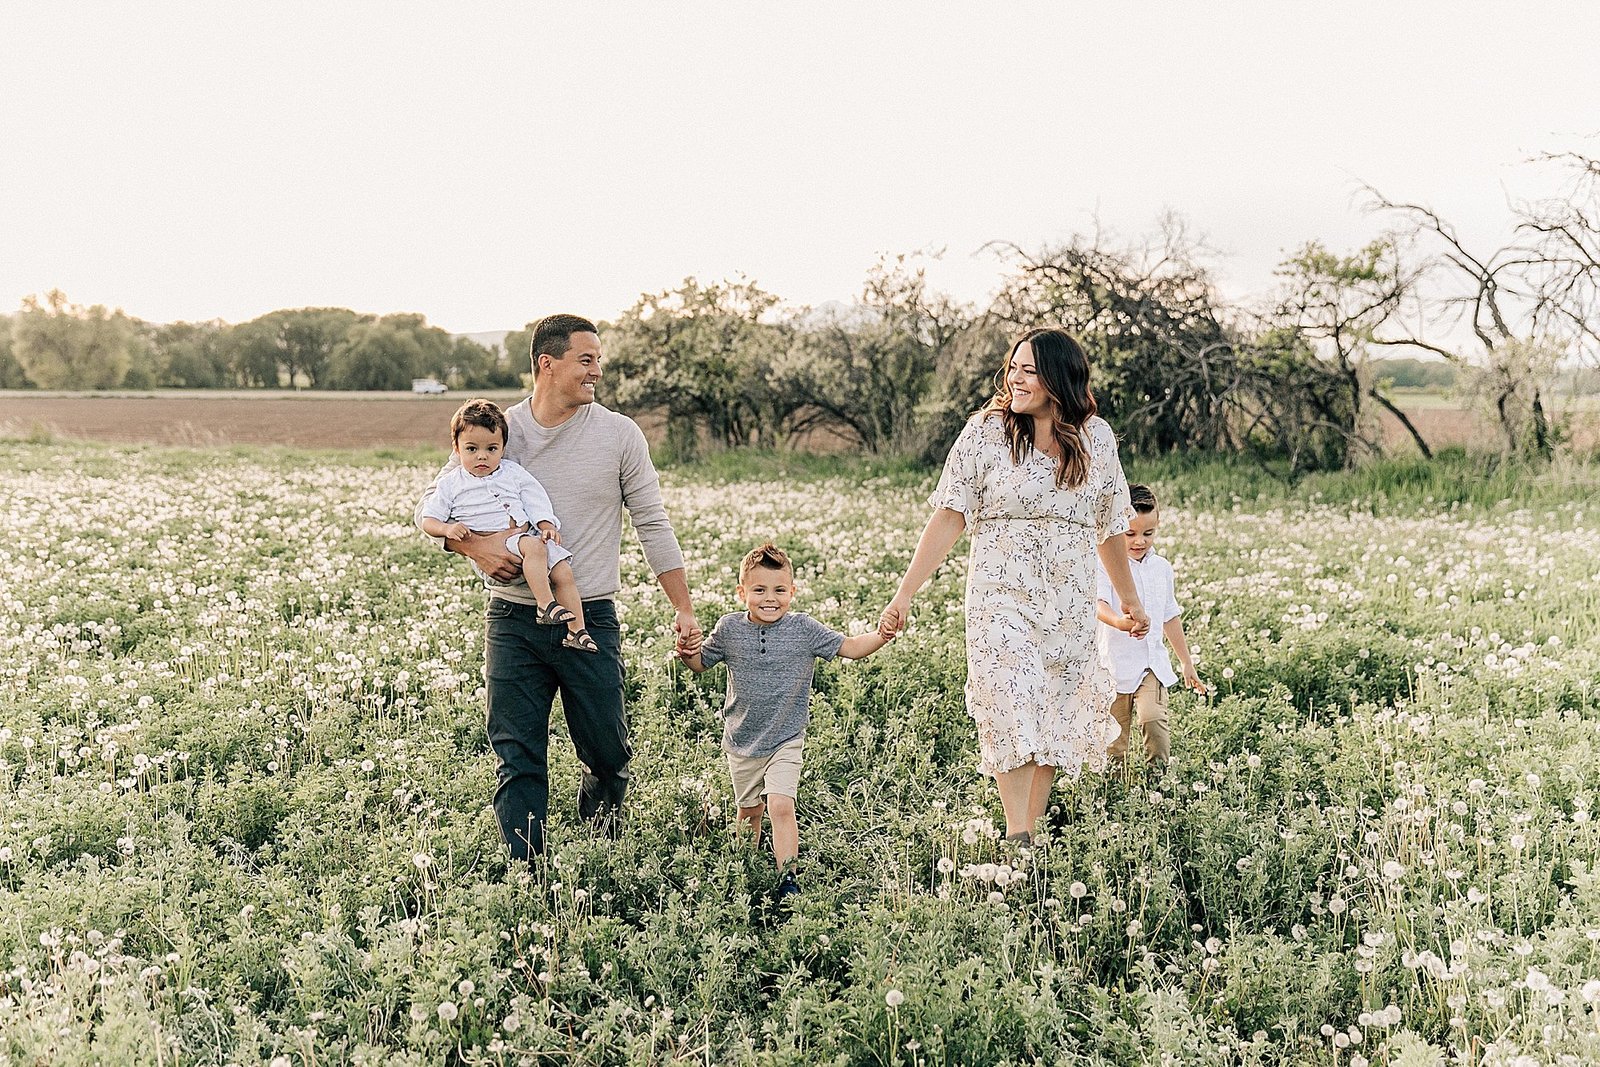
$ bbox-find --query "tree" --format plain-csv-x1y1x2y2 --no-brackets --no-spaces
1369,191,1555,458
1518,150,1600,370
232,308,363,388
147,320,234,388
1273,238,1433,460
0,316,31,388
606,278,788,457
984,223,1249,457
326,318,424,391
11,290,136,389
778,253,976,455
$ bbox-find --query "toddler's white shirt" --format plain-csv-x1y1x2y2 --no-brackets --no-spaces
417,460,559,533
1096,550,1182,694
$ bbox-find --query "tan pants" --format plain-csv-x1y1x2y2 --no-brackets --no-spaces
1108,672,1170,764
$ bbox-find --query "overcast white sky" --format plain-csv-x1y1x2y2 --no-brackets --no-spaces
2,2,1597,334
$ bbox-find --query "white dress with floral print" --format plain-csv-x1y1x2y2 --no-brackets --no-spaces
930,412,1133,777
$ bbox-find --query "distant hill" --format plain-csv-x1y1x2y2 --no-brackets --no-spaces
455,330,511,351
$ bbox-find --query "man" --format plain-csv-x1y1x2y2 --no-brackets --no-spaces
416,313,701,859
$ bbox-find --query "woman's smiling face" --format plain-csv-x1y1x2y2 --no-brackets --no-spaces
1006,341,1056,418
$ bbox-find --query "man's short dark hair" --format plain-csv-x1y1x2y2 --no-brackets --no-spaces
450,398,508,444
529,314,598,375
1129,484,1158,513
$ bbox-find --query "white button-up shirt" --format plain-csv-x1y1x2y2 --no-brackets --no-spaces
1096,550,1182,694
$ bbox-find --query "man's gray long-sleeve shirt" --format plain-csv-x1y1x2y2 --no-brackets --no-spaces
415,400,685,603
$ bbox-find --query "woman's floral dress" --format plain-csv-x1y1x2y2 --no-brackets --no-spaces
930,412,1133,777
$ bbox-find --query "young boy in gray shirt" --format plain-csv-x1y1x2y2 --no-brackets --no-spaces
678,543,889,899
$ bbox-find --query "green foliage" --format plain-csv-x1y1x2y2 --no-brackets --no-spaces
1,441,1598,1064
10,289,136,389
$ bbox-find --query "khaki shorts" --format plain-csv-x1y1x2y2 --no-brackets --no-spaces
1108,672,1171,764
726,735,805,809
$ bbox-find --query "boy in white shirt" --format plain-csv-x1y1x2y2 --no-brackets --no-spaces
418,398,597,653
1096,484,1203,763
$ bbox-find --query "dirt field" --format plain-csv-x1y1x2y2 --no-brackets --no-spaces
0,391,525,450
1,389,1594,454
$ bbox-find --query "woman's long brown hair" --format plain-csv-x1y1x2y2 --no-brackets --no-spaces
980,328,1097,489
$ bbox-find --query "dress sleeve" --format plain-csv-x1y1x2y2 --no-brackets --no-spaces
1093,422,1133,544
928,416,987,516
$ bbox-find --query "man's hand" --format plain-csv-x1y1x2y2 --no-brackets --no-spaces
674,609,702,655
449,525,523,583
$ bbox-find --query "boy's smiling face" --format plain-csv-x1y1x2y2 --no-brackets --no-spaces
1125,508,1159,561
737,565,795,625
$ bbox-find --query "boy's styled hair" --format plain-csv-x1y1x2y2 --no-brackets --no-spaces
530,314,599,375
450,398,508,444
739,542,793,583
1129,484,1158,513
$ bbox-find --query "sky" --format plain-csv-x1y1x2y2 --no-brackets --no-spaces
3,2,1598,335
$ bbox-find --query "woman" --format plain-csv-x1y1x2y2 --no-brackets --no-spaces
879,328,1149,843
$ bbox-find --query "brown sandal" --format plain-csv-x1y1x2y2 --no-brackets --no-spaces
535,600,577,627
562,628,600,654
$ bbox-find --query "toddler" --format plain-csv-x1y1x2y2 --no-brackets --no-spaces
417,398,596,653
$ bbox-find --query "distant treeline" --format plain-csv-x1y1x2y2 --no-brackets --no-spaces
0,298,523,393
5,152,1598,469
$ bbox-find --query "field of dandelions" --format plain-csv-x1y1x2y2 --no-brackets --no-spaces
2,436,1599,1067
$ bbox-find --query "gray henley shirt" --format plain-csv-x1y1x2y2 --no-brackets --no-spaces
699,611,845,757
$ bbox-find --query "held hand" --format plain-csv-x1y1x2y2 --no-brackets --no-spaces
674,609,702,654
878,598,910,640
677,632,703,657
1124,605,1151,640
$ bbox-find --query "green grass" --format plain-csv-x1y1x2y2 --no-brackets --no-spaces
1,438,1598,1065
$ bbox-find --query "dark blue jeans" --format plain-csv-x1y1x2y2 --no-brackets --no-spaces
484,597,630,858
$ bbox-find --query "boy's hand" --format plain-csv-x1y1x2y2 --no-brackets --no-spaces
444,522,471,541
1123,606,1151,639
677,631,703,657
1182,664,1207,694
878,599,909,640
537,521,561,546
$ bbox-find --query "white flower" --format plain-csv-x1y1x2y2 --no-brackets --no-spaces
1068,881,1088,899
437,1001,458,1022
885,989,904,1008
413,852,432,869
1221,667,1235,680
936,857,955,874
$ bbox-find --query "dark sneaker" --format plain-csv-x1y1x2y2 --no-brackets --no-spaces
772,871,801,901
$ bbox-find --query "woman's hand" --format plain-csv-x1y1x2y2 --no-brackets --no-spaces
1123,605,1151,639
878,598,911,640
